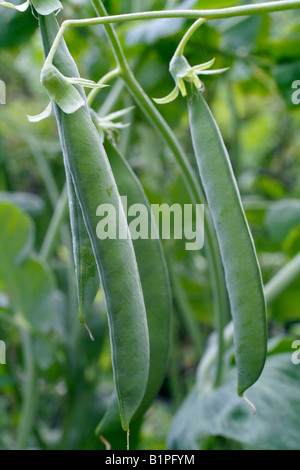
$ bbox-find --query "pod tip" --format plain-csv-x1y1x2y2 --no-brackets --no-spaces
99,435,111,450
242,395,256,415
83,322,95,342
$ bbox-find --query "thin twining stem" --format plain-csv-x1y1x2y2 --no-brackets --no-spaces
87,67,121,107
44,0,300,67
174,18,206,57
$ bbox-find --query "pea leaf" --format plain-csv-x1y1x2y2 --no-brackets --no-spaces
30,0,62,15
168,351,300,450
15,258,55,333
0,202,55,334
0,6,36,47
0,191,45,216
0,0,29,12
265,199,300,243
0,201,34,269
27,100,53,123
125,0,198,46
153,86,179,105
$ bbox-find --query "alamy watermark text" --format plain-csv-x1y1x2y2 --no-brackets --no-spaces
96,197,205,251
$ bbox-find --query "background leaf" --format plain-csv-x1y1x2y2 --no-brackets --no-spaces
168,350,300,450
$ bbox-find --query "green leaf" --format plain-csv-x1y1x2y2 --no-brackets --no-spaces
219,15,263,53
168,351,300,450
99,121,130,130
90,108,132,143
153,86,179,105
265,199,300,244
0,202,55,334
15,258,55,333
67,77,109,90
32,336,54,370
0,192,44,216
170,55,191,81
0,6,36,47
190,59,216,73
30,0,62,15
27,100,53,123
0,202,34,270
41,65,85,114
100,107,135,122
125,0,198,46
194,67,229,76
0,0,29,12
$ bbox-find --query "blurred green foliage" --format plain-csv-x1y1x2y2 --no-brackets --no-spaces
0,0,300,450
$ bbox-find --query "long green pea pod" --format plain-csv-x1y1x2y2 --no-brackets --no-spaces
38,13,149,431
96,141,172,437
52,79,99,326
188,91,267,395
41,23,99,326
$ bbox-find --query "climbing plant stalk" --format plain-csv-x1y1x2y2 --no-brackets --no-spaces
92,0,228,388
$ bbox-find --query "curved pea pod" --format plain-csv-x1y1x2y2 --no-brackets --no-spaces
39,16,99,327
96,141,172,437
39,13,150,431
188,91,267,395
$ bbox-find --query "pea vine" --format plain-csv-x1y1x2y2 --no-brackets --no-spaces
2,0,300,449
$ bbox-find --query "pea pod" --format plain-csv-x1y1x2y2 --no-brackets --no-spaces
38,12,150,431
188,91,267,395
96,140,172,437
39,18,100,327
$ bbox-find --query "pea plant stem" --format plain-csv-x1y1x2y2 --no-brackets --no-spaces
39,0,300,390
87,67,121,107
95,78,125,117
93,0,227,388
168,260,204,358
44,1,300,70
264,253,300,304
92,0,228,388
174,18,206,57
40,183,69,262
16,328,36,450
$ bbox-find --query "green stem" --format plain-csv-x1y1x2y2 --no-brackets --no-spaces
265,253,300,304
30,144,77,322
226,81,240,174
16,328,36,450
92,0,228,388
119,96,135,158
28,138,77,332
174,18,206,57
28,140,60,207
96,78,125,116
44,1,300,68
87,67,122,107
169,317,183,409
40,183,69,262
169,261,204,358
